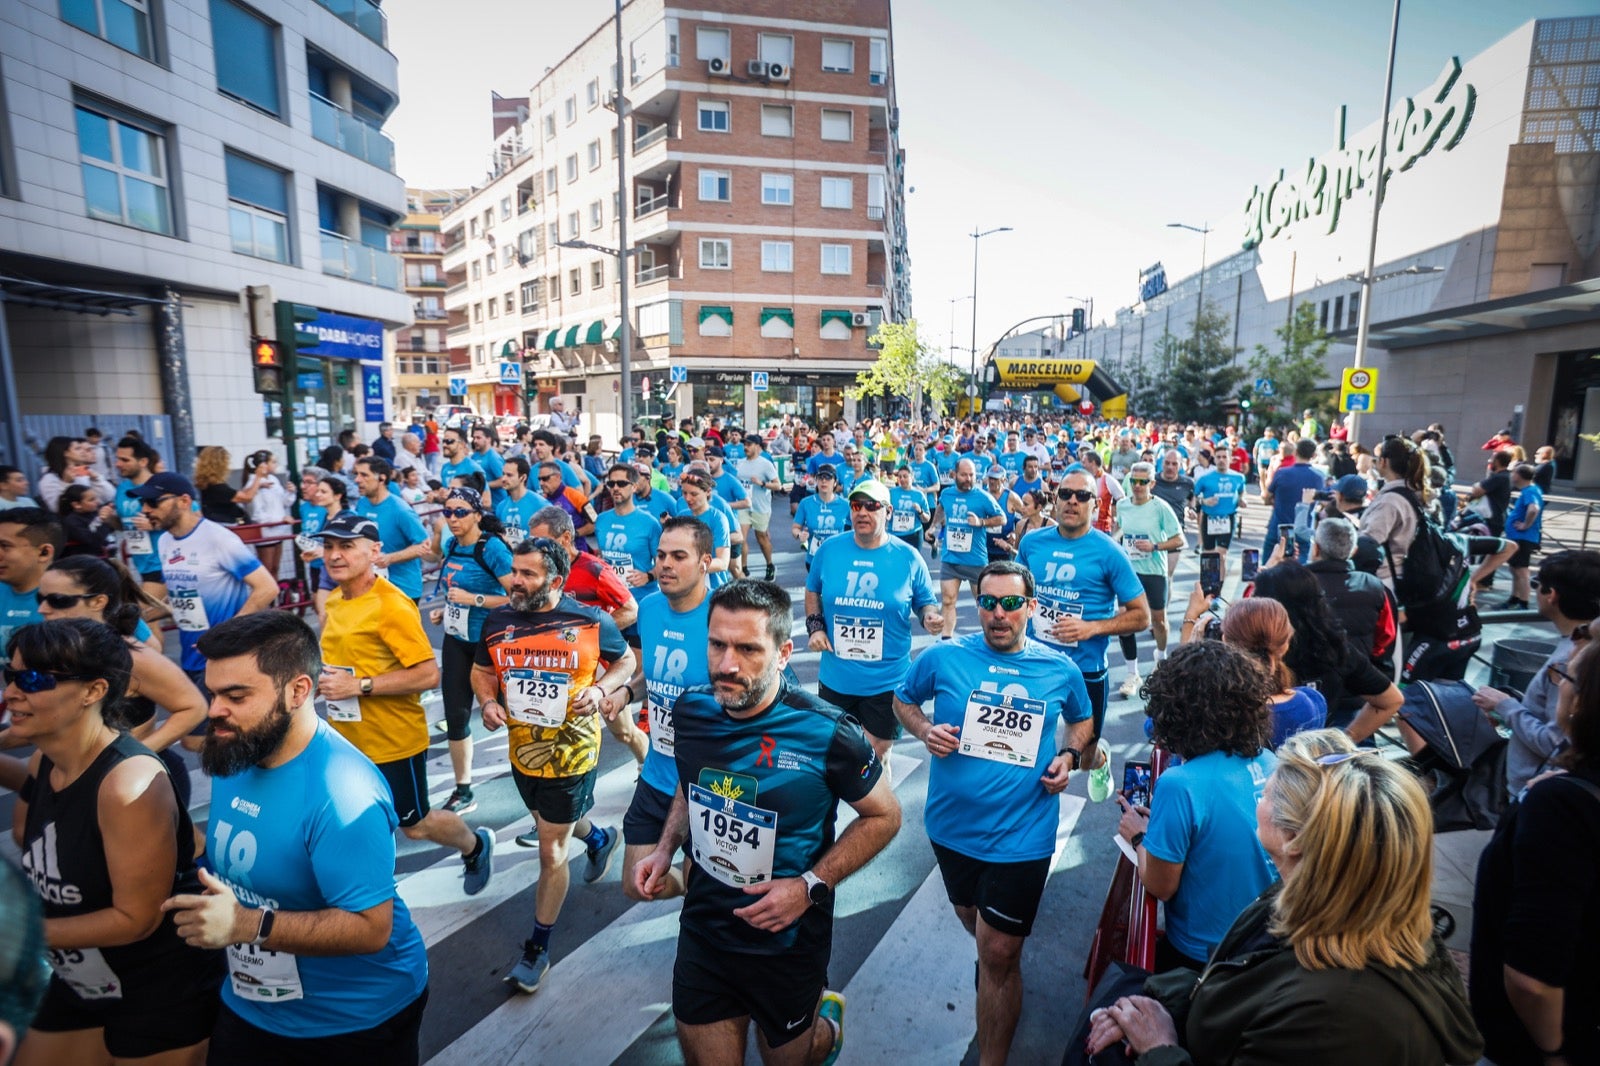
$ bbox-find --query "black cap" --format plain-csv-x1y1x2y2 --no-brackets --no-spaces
315,512,381,542
128,471,196,501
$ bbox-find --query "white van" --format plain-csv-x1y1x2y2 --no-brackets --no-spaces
432,404,476,428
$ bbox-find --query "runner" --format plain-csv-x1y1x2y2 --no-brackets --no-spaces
735,438,782,582
1194,451,1247,581
620,516,714,903
806,478,941,778
112,436,165,602
1112,463,1185,698
535,460,598,543
315,511,495,893
493,457,541,546
887,466,931,551
706,446,751,578
893,560,1092,1064
1015,471,1149,799
351,458,429,605
679,473,734,589
469,423,509,510
436,427,484,497
594,462,664,609
0,508,57,652
634,580,901,1066
792,467,850,573
1150,452,1195,581
633,459,680,523
929,459,1006,638
472,538,636,992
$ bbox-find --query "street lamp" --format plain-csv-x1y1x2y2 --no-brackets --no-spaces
608,0,633,440
1167,221,1211,352
947,294,972,360
1063,294,1094,359
558,236,637,435
969,225,1012,404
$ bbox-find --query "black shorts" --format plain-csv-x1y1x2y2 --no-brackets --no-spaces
816,682,899,742
138,566,164,583
931,840,1051,938
376,752,431,828
1136,572,1168,612
513,767,597,825
1199,518,1234,552
623,779,674,847
32,957,222,1058
1509,538,1539,569
207,988,428,1066
673,927,828,1049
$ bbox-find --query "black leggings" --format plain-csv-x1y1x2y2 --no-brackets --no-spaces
440,634,476,742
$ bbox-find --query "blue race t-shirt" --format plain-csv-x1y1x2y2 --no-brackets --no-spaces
807,535,936,696
937,486,1003,567
806,451,844,479
207,720,428,1037
888,486,929,541
0,583,40,652
909,459,940,491
1271,687,1327,748
896,633,1090,862
1015,525,1145,676
1508,483,1543,542
114,480,161,576
1266,463,1326,529
157,519,263,671
438,534,513,642
439,455,484,490
794,494,850,560
1142,748,1279,962
636,489,679,524
352,494,428,599
494,492,544,547
712,471,748,512
474,448,507,509
636,586,712,796
1194,468,1247,519
594,506,662,600
685,505,732,589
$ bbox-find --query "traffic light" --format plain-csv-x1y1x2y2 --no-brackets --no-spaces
1239,389,1253,410
251,338,282,395
1071,308,1086,333
273,301,320,371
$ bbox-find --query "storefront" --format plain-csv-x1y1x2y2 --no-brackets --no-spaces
264,310,385,468
685,370,853,431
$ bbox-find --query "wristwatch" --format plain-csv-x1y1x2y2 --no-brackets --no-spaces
250,907,276,946
800,870,831,907
1059,746,1083,770
474,593,486,607
359,677,374,696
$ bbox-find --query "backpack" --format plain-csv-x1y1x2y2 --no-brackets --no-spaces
1383,486,1467,612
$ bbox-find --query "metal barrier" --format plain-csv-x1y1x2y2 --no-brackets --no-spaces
1084,747,1170,995
1452,483,1600,553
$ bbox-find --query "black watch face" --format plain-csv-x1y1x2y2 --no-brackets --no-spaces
808,881,829,904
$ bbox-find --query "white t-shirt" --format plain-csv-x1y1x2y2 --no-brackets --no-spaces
736,456,780,515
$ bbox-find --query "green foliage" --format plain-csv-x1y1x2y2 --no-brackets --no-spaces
1159,304,1247,424
921,359,967,418
1249,302,1338,429
849,320,925,403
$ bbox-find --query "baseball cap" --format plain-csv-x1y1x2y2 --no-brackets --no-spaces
128,471,196,501
985,467,1006,480
705,444,725,458
1334,474,1369,502
848,479,891,506
315,512,381,541
686,437,706,450
815,463,839,480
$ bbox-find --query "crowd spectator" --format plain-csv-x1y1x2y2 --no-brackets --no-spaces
1219,597,1328,746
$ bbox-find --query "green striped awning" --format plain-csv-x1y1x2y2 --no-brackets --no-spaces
820,309,854,327
760,307,794,326
562,324,582,347
542,329,560,350
698,305,733,325
500,339,517,357
608,319,625,340
584,319,606,345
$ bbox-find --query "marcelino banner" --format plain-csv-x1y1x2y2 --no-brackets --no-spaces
991,358,1098,387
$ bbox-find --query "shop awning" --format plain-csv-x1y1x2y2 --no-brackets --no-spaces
699,305,733,325
500,339,517,357
820,309,854,328
584,319,606,345
761,307,794,326
608,319,626,340
1332,276,1600,351
542,329,560,350
562,324,582,347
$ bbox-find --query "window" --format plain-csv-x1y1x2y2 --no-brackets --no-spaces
565,154,578,182
760,105,793,138
869,38,888,82
470,260,481,281
696,26,730,63
820,243,852,275
472,303,483,323
698,305,732,338
545,166,557,194
699,238,731,269
698,100,730,133
521,281,539,313
210,0,280,116
761,173,793,205
548,275,559,302
566,210,579,239
474,345,484,365
587,139,602,170
1347,292,1360,329
820,109,853,141
821,38,854,72
499,196,511,220
820,176,852,208
62,0,153,59
543,112,555,140
587,78,600,109
564,95,577,124
485,253,496,275
225,150,288,262
591,261,604,289
1319,300,1329,330
699,169,730,202
547,222,559,248
758,33,794,67
501,292,513,314
761,241,793,272
469,217,478,238
75,104,172,234
487,298,498,319
502,245,514,268
1332,295,1344,329
589,200,603,229
568,268,582,296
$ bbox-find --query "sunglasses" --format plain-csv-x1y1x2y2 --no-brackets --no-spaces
4,667,95,693
1057,489,1095,503
976,594,1029,612
1315,750,1378,767
605,480,633,489
1129,478,1151,485
139,494,178,508
40,592,96,610
850,500,884,512
440,507,478,519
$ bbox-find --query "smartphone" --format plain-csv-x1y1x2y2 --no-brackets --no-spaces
1240,547,1260,582
1200,552,1223,597
1121,761,1152,809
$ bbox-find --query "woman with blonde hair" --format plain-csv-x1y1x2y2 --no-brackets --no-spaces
190,446,268,526
1090,728,1483,1064
1220,597,1327,747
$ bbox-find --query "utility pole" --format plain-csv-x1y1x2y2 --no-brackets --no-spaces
612,0,632,442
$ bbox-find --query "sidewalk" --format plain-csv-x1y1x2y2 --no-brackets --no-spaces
1431,828,1489,981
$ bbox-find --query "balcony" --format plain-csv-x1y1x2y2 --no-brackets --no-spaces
635,193,669,219
321,230,400,289
311,0,386,46
633,124,669,152
310,94,395,172
636,263,673,284
867,271,886,288
867,204,884,221
445,281,467,296
414,307,448,320
447,322,471,337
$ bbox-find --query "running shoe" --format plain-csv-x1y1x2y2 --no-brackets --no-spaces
1496,598,1529,610
462,828,494,896
1088,759,1113,804
1119,672,1142,699
504,942,549,994
584,825,619,883
441,786,477,815
514,830,539,849
818,990,847,1066
764,564,776,581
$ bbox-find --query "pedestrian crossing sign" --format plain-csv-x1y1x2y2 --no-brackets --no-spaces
752,372,769,392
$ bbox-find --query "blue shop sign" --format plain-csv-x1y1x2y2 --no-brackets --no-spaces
306,311,385,364
361,364,385,422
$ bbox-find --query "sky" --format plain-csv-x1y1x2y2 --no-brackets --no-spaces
385,0,1596,360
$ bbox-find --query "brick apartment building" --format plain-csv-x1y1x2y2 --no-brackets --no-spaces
390,188,467,417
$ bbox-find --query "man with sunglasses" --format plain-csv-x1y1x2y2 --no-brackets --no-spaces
806,479,940,777
435,428,483,502
469,424,509,510
1473,550,1600,796
1016,471,1149,799
536,460,597,543
929,458,1007,638
893,560,1092,1065
351,458,429,605
594,463,663,608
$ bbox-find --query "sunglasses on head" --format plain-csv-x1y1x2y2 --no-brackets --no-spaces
850,499,884,512
40,592,96,610
440,507,477,519
1057,489,1095,503
976,594,1029,612
1315,750,1378,767
4,667,95,693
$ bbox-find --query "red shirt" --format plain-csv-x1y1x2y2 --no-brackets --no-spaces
562,551,633,615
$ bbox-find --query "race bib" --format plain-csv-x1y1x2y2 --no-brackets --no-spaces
444,603,470,641
168,591,210,633
946,526,974,554
373,564,389,581
959,690,1045,767
121,529,152,556
648,692,675,757
806,530,835,557
890,510,916,534
48,948,121,1000
227,943,304,1002
688,782,778,888
832,615,883,661
504,668,569,728
321,666,361,722
1205,514,1232,535
603,551,634,579
504,526,527,548
1121,534,1150,561
1032,600,1083,647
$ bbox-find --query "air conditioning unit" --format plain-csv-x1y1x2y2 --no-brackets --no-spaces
766,62,790,82
889,107,899,129
851,312,871,328
747,59,769,78
869,71,886,85
707,56,730,77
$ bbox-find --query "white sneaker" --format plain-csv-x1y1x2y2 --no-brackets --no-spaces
1119,673,1142,699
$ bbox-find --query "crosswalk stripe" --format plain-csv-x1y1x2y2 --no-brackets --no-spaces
424,747,927,1066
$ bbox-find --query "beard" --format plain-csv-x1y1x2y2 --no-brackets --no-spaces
712,660,780,713
509,582,556,612
202,691,293,777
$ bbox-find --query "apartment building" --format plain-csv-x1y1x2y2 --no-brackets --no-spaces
0,0,410,470
390,187,467,417
441,0,910,441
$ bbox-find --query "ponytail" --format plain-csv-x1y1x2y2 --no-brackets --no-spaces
1377,437,1431,505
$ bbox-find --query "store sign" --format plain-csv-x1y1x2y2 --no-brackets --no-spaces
1139,263,1167,303
361,364,385,422
305,311,385,363
1241,58,1476,250
696,371,850,387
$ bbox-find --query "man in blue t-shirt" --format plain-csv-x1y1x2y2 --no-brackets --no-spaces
113,435,164,591
806,479,940,773
436,427,484,497
1194,462,1248,577
0,507,57,651
470,424,509,509
930,458,1006,637
593,462,664,609
1489,462,1545,610
351,458,429,602
493,457,543,547
1262,438,1326,564
164,612,430,1061
894,560,1092,1065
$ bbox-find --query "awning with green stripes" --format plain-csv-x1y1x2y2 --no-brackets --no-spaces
542,329,560,350
760,307,794,326
698,305,733,324
562,324,582,347
608,320,625,340
500,339,517,357
820,309,854,327
584,320,606,345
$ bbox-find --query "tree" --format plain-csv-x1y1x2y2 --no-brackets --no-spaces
921,359,967,418
849,319,926,405
1123,350,1169,421
1161,303,1246,424
1249,302,1337,428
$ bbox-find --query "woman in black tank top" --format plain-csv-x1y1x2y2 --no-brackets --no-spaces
8,618,221,1064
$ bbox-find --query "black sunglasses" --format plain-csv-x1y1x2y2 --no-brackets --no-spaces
139,494,178,508
605,480,633,489
976,594,1029,612
1057,489,1095,503
41,592,97,610
4,667,95,693
440,507,477,519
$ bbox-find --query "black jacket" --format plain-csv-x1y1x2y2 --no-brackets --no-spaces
1306,557,1395,669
